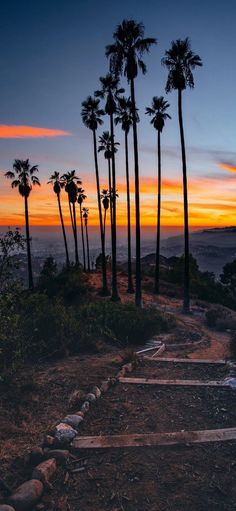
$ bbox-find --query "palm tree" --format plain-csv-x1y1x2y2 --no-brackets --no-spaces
47,171,70,268
98,131,119,230
81,96,109,295
77,187,87,271
62,170,81,265
106,19,157,306
115,96,139,294
95,74,124,302
5,159,40,289
146,97,171,295
162,38,202,312
83,207,90,272
100,189,110,247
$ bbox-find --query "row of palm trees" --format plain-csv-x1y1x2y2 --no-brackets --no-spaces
5,20,202,313
81,19,202,312
5,161,92,289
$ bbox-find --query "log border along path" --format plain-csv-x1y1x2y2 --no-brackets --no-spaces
73,356,236,450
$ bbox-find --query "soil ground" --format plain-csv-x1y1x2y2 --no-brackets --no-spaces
0,270,235,510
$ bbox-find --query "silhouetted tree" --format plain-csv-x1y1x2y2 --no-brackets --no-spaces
81,96,109,295
146,96,171,294
62,170,81,265
106,19,157,306
100,189,110,248
115,96,139,294
83,207,90,272
98,131,119,230
77,187,87,271
95,74,124,302
48,171,70,268
5,159,40,289
162,38,202,312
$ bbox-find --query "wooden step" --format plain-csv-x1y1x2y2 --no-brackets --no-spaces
118,377,230,387
73,427,236,449
143,357,226,364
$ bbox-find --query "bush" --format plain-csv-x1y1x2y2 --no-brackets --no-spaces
78,302,174,346
37,264,88,304
205,305,236,331
230,331,236,360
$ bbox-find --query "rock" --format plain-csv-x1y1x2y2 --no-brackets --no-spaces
32,459,57,484
81,401,90,413
75,411,84,418
92,386,101,398
0,506,16,511
55,423,77,443
124,363,133,373
68,390,83,406
28,447,44,466
62,415,83,428
43,435,55,447
85,393,96,403
8,480,43,511
45,450,69,465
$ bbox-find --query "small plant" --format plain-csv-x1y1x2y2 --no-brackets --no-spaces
205,306,236,331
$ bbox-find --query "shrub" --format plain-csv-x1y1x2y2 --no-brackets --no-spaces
37,264,88,304
78,302,174,346
230,331,236,360
205,305,236,331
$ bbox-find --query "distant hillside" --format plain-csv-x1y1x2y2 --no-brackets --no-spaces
161,227,236,276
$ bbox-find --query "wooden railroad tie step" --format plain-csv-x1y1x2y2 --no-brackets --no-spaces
118,377,230,387
143,357,226,364
73,427,236,449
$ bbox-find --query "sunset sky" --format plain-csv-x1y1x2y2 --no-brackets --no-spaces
0,0,236,228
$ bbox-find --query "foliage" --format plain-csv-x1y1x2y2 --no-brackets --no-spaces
205,305,236,331
78,301,175,346
0,228,25,291
220,260,236,295
230,331,236,360
37,263,88,304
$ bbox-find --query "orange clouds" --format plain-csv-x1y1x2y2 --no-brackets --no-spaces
218,162,236,173
0,125,71,138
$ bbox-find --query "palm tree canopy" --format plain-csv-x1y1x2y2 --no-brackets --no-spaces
98,131,120,159
162,38,202,92
115,96,139,133
5,159,40,198
62,170,81,203
77,187,87,205
145,96,171,132
47,171,64,195
106,19,157,81
95,73,125,115
82,207,89,219
81,96,105,130
100,189,110,210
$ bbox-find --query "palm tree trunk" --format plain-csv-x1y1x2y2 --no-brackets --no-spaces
110,112,119,301
130,77,142,307
69,200,74,230
125,130,134,294
104,208,107,246
85,219,90,272
80,203,86,271
57,193,70,268
154,130,161,294
72,202,79,264
178,88,190,313
108,158,113,231
24,194,34,289
93,129,109,295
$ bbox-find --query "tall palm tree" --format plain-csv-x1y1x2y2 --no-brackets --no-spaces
47,171,70,268
5,159,40,289
62,170,81,265
95,74,124,302
77,187,87,271
106,19,157,306
162,38,202,312
83,207,90,272
115,96,139,294
100,189,110,247
146,96,171,295
98,131,119,229
81,96,109,295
